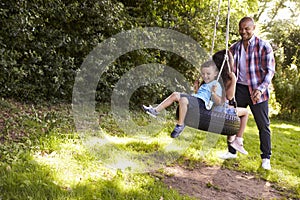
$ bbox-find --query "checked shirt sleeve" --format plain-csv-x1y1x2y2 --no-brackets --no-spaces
257,41,276,94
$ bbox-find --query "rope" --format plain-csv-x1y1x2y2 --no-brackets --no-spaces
216,0,231,82
208,0,238,111
210,0,222,56
203,0,236,110
223,0,238,110
225,0,231,56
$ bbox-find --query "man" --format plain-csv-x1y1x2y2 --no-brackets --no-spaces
220,17,275,170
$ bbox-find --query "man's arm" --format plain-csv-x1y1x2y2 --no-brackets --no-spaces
257,41,276,93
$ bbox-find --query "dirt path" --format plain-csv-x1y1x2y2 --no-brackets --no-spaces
160,164,285,200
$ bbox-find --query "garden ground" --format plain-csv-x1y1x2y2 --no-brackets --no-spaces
160,163,285,199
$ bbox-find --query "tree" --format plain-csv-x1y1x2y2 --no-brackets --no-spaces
0,0,132,102
1,0,261,105
256,0,300,121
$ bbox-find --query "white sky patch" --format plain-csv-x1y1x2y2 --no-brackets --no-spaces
259,1,300,25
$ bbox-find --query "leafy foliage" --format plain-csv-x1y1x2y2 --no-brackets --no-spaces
0,0,257,104
254,0,300,121
1,0,300,120
272,27,300,121
258,0,300,121
0,0,131,102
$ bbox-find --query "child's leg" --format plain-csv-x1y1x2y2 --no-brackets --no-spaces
177,96,189,125
230,107,249,154
226,107,248,143
236,107,249,138
170,96,188,138
154,92,181,112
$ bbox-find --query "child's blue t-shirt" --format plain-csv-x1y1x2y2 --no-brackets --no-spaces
192,80,222,108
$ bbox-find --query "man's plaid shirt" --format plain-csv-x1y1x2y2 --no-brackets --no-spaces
230,35,276,104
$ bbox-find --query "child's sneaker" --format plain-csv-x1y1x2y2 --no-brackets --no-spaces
170,124,185,138
230,138,248,155
142,105,158,118
219,151,237,159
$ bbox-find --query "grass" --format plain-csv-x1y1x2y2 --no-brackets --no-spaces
0,98,299,199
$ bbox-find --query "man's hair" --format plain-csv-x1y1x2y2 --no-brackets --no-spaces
239,16,255,26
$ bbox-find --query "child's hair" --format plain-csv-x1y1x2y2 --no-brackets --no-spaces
207,50,234,101
212,50,234,86
199,60,219,86
201,60,218,71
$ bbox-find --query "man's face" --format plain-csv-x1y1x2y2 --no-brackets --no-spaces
239,20,255,41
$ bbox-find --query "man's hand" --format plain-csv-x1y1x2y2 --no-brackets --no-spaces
251,89,262,102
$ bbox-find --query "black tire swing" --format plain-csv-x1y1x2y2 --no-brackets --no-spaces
177,0,240,136
176,104,240,136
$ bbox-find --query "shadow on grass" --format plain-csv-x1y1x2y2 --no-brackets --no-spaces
0,154,191,200
0,156,67,199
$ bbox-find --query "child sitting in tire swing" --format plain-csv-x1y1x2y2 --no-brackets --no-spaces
143,50,249,155
142,59,223,138
211,50,249,155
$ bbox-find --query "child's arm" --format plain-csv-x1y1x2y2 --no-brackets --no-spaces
193,79,200,93
211,84,222,105
225,72,237,100
193,72,202,93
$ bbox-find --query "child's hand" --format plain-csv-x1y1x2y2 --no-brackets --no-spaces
193,80,199,93
211,84,218,94
211,84,222,105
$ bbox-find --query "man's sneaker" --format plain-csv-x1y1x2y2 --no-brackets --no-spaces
170,124,185,138
219,151,237,159
262,158,271,170
142,105,158,118
230,139,248,155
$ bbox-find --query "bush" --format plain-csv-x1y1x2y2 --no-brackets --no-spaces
0,0,131,102
270,24,300,122
0,0,258,105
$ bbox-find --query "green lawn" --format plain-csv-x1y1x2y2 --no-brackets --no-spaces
0,99,299,199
